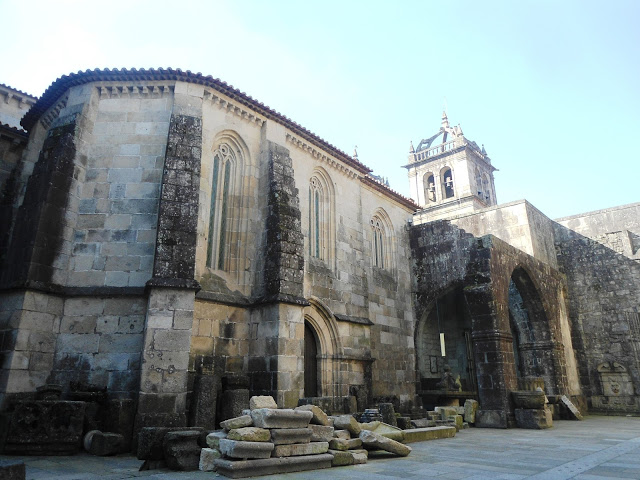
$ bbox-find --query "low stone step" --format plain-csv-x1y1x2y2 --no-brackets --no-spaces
403,426,456,443
214,453,333,478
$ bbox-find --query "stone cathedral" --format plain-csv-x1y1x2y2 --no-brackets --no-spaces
0,69,638,447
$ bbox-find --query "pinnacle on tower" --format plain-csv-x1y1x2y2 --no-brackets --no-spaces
441,111,449,130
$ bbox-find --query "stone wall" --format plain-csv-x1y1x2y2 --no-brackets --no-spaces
554,203,640,413
410,220,579,426
418,200,559,268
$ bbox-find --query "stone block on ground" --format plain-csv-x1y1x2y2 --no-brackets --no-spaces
464,399,478,423
403,426,456,443
219,439,274,459
214,454,333,478
295,404,330,426
251,408,312,429
449,414,464,431
2,401,86,455
411,418,436,428
219,389,250,424
329,449,354,466
396,416,412,429
270,428,312,445
333,429,351,440
359,430,411,456
435,406,458,420
272,441,329,457
309,424,334,442
138,427,203,461
249,396,277,410
329,437,362,451
0,460,25,480
378,403,397,427
332,415,361,436
199,448,221,471
206,430,228,449
221,415,253,431
351,450,368,464
189,373,217,431
227,427,271,442
163,430,202,471
368,422,405,442
515,408,553,429
560,395,584,420
359,420,380,431
84,430,123,456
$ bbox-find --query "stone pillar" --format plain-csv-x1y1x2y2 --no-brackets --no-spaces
249,141,307,408
135,111,202,432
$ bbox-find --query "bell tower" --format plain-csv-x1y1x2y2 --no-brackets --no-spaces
404,113,497,221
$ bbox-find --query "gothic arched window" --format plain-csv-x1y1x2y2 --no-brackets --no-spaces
207,143,235,270
308,169,335,265
370,216,386,269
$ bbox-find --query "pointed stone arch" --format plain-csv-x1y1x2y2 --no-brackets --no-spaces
370,207,396,274
204,130,251,287
303,297,342,399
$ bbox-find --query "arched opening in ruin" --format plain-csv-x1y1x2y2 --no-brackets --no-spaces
415,286,477,407
508,266,559,392
304,321,319,397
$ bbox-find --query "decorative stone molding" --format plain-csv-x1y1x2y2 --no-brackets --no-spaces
97,83,174,99
203,90,265,126
286,133,358,179
39,91,69,130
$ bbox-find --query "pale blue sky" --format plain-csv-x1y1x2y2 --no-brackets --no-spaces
2,0,638,218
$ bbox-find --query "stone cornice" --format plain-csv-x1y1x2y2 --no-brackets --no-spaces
39,91,69,130
204,89,265,127
360,175,418,211
0,84,37,108
286,132,358,179
97,82,174,99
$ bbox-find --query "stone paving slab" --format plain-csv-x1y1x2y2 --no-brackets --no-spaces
0,416,638,479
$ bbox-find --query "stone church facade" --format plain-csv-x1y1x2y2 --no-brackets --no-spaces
0,69,638,436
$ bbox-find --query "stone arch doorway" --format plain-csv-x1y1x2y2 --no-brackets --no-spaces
508,266,559,392
415,285,477,406
304,321,319,397
302,298,342,400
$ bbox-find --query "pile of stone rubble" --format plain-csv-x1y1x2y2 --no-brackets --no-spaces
202,395,411,477
134,395,460,477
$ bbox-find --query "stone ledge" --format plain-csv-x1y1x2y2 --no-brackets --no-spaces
214,453,333,478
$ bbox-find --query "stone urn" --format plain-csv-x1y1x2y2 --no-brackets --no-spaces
511,390,546,409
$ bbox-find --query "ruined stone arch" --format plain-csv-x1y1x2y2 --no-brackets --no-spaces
414,283,476,393
303,297,342,398
508,264,560,391
308,167,336,268
205,130,250,284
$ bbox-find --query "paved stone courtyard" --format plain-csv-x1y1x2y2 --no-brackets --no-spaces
1,416,639,479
